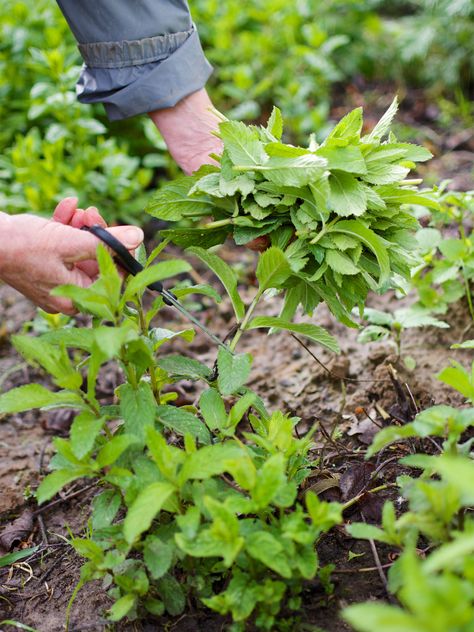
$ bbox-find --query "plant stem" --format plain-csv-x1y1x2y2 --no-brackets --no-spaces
463,268,474,321
204,218,233,229
228,290,262,352
341,483,394,511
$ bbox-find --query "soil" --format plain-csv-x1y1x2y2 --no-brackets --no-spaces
0,98,473,632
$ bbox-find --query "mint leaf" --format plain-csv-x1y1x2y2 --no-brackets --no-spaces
187,246,245,321
247,316,340,353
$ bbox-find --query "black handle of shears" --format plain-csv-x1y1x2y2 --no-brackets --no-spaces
82,224,231,353
82,225,174,305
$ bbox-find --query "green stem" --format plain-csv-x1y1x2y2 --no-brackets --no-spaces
204,218,233,229
463,267,474,322
341,483,394,511
310,217,338,245
229,290,262,352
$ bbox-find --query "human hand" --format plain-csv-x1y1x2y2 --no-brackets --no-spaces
148,88,223,175
0,210,143,314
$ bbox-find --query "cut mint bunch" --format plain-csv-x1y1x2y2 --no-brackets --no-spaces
147,98,438,327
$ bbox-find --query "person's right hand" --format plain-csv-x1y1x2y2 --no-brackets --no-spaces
0,210,143,314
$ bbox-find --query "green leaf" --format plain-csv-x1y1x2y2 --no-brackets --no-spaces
97,434,139,468
329,172,367,217
219,120,268,166
123,481,175,543
0,547,40,569
70,412,104,460
328,220,390,285
118,381,157,440
365,96,398,142
160,226,228,249
156,576,186,616
256,246,291,291
246,531,292,578
437,361,474,402
156,405,211,444
267,106,283,140
217,349,252,395
199,388,227,431
12,335,81,390
108,593,137,622
0,385,83,414
316,145,367,174
158,355,212,380
326,107,363,141
146,173,214,220
123,260,191,300
363,162,409,185
143,537,174,579
179,442,246,482
187,246,245,321
451,339,474,349
36,468,91,504
343,602,421,632
325,249,360,275
91,490,121,530
252,453,286,509
346,522,393,544
250,153,327,187
247,316,340,353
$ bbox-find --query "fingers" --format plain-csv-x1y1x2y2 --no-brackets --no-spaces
53,197,78,224
60,224,144,263
53,197,107,229
82,207,107,228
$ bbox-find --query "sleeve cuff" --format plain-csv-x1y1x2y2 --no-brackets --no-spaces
76,26,213,120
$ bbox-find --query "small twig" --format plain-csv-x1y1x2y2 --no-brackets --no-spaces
39,549,70,583
36,514,49,545
404,382,419,415
33,483,97,516
332,562,394,574
361,510,393,600
342,483,395,511
290,334,392,383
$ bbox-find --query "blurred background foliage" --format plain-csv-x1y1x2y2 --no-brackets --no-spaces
0,0,472,222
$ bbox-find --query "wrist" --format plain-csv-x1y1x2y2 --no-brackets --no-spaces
148,88,223,174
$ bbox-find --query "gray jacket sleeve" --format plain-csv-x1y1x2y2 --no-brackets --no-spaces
56,0,213,120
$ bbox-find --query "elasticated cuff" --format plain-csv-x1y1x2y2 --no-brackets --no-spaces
76,27,213,120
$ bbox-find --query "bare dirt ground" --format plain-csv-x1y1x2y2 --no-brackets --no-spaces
0,98,473,631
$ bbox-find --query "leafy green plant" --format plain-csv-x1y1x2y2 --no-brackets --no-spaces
0,244,342,630
356,305,448,360
148,99,438,328
413,186,474,319
344,352,474,632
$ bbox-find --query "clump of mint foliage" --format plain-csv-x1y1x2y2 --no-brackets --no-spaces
0,245,342,631
147,98,438,327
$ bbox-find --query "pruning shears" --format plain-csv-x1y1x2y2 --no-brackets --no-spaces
83,224,229,352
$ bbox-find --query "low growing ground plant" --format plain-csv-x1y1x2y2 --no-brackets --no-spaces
344,347,474,632
413,186,474,320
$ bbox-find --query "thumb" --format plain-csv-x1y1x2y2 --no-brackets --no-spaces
60,225,144,263
107,226,144,249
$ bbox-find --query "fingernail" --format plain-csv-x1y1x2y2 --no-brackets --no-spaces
122,227,144,247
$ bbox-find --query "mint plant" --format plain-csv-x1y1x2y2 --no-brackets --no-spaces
147,99,438,327
344,353,474,632
413,187,474,320
0,244,342,630
356,305,449,359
